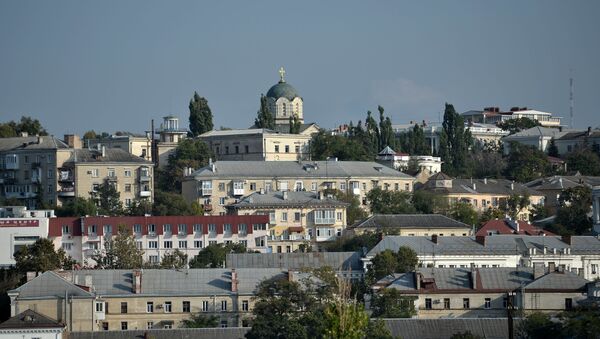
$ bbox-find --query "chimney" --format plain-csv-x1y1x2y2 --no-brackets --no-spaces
475,235,486,246
64,134,82,149
231,269,238,292
431,234,439,244
470,269,477,289
133,270,142,294
562,235,572,245
318,191,324,200
533,262,545,280
588,126,592,136
282,191,288,200
101,145,106,157
548,262,556,272
259,188,265,195
84,274,93,288
484,178,487,184
473,183,476,191
37,136,43,144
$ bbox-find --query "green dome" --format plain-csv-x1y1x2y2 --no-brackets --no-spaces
266,81,300,101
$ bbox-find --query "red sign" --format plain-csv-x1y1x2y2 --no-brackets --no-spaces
0,220,40,227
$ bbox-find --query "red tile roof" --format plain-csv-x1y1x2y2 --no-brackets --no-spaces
476,219,555,237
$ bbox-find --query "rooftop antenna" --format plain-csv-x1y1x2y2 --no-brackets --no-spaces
569,70,574,129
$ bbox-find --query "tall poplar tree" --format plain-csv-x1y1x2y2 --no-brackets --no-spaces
255,94,275,129
188,92,214,137
439,103,472,176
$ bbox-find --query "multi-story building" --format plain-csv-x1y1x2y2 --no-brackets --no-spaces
57,147,154,207
0,135,72,208
376,146,442,174
502,126,570,155
199,128,313,161
348,214,473,237
85,134,153,162
227,191,348,252
476,218,555,237
182,160,415,216
555,127,600,155
7,268,286,331
462,107,562,128
154,115,188,169
419,172,544,221
48,215,270,265
364,235,600,281
525,174,600,214
0,207,54,268
371,266,590,318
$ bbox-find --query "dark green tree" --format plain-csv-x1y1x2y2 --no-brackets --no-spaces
500,193,531,219
181,314,220,328
398,123,430,155
566,149,600,176
91,182,124,215
55,197,97,217
188,92,214,136
323,189,367,225
367,247,418,282
0,116,48,138
367,187,416,214
189,243,246,268
160,249,188,269
323,232,380,252
370,288,416,318
158,138,213,192
365,319,394,339
450,331,483,339
289,114,302,134
547,138,559,157
505,142,551,182
151,190,203,216
555,186,592,235
497,117,541,135
92,225,144,269
13,239,75,273
412,190,448,214
254,94,275,129
516,312,561,339
439,103,472,176
310,131,371,161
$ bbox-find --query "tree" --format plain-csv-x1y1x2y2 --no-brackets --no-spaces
92,225,144,269
310,131,372,161
324,232,380,252
367,247,418,282
398,123,430,155
412,190,448,214
14,239,75,273
377,106,396,151
566,149,600,176
547,138,559,157
560,304,600,338
505,142,551,182
322,296,369,339
254,94,275,130
323,189,367,225
516,312,561,339
188,92,214,137
370,288,416,318
450,331,483,339
501,193,531,219
466,147,507,179
478,208,505,225
91,182,124,215
55,197,97,217
439,103,472,176
126,199,153,216
189,243,246,268
158,138,213,193
0,116,48,138
151,190,203,216
497,117,541,135
181,314,220,328
289,115,302,134
82,130,97,140
554,186,592,235
367,187,416,214
160,249,188,269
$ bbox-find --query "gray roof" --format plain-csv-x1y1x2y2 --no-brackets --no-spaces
228,191,349,209
200,128,277,137
525,175,600,191
226,252,363,271
558,129,600,140
422,177,542,196
383,318,520,339
266,80,300,100
503,126,569,139
70,328,249,339
0,309,64,329
367,235,600,257
0,136,69,152
524,271,589,290
13,269,285,299
352,214,471,230
189,160,414,180
65,148,152,164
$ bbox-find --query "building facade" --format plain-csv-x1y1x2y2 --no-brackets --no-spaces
182,160,415,216
348,214,473,237
462,107,562,128
154,115,188,169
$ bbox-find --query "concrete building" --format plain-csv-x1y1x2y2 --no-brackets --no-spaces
364,235,600,281
348,214,472,236
0,211,51,267
49,215,271,265
8,268,285,331
525,174,600,214
57,147,154,207
227,191,348,252
85,134,153,162
199,128,313,161
376,146,442,174
154,115,188,169
502,126,570,155
462,107,562,128
0,309,65,339
420,173,544,221
555,127,600,155
182,160,415,216
0,135,72,208
372,266,589,318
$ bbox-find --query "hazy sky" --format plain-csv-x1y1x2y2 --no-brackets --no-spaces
1,1,599,136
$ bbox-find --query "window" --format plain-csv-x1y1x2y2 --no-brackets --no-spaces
178,224,187,235
183,301,190,313
463,298,470,309
103,225,112,236
133,224,142,234
95,302,104,312
295,145,300,153
592,264,598,274
565,298,573,310
340,182,346,191
218,183,225,191
274,145,280,153
47,169,53,179
147,302,154,313
208,224,216,234
250,182,256,191
193,224,202,234
136,241,142,250
179,240,187,248
48,184,53,193
149,241,158,249
164,301,172,313
269,211,276,223
221,300,227,311
164,324,172,329
405,183,410,191
91,168,99,177
209,240,217,245
235,145,239,154
62,243,72,251
124,169,132,177
202,301,209,312
281,212,288,222
163,224,172,234
149,255,159,263
120,302,128,314
311,182,317,191
194,240,202,248
163,241,172,249
102,322,109,330
108,168,116,178
285,145,290,153
484,298,491,309
279,181,288,191
62,225,70,235
395,183,399,191
425,298,432,310
225,146,229,154
224,223,232,235
88,225,97,235
242,300,249,311
239,224,247,235
336,212,343,221
147,322,153,329
245,145,249,153
148,224,156,234
253,223,267,231
295,181,303,191
265,182,272,192
125,184,131,192
444,298,450,309
219,197,226,205
121,322,128,330
294,212,301,222
220,320,228,328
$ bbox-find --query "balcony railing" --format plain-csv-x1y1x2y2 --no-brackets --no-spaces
233,187,245,196
200,188,213,196
314,217,336,225
140,190,151,197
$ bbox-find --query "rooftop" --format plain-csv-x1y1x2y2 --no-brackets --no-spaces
65,148,152,164
422,176,542,196
383,318,519,339
228,191,349,209
476,219,555,236
0,309,64,330
0,136,69,152
226,252,363,271
351,214,471,230
525,174,600,191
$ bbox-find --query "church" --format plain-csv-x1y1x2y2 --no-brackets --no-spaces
198,67,319,161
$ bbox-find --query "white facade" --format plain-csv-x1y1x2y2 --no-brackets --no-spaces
0,217,49,267
0,329,64,339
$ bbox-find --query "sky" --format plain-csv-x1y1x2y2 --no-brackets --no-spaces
1,0,599,136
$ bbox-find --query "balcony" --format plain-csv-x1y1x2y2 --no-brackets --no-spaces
58,187,75,197
58,170,74,183
203,204,213,212
352,187,361,195
140,190,151,197
30,162,41,169
106,176,118,182
139,169,151,182
200,188,212,196
232,186,245,196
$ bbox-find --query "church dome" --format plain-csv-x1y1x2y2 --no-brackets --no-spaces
266,81,300,100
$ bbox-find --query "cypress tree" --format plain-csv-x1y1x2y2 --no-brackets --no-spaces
188,92,213,137
255,94,275,129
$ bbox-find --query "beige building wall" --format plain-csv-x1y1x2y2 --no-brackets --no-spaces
445,193,544,221
13,298,96,332
352,226,471,237
87,137,152,162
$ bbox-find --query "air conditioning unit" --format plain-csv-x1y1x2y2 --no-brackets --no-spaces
157,304,163,309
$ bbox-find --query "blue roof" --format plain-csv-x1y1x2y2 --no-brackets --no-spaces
266,81,300,100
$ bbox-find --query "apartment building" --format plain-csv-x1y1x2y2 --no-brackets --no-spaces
555,127,600,155
57,147,154,207
8,268,285,331
227,191,348,252
462,107,562,127
376,146,442,174
85,134,153,162
0,207,54,267
372,266,590,318
182,160,415,216
0,135,72,208
199,128,313,161
502,126,570,155
348,214,473,236
364,235,600,281
419,173,544,221
49,215,270,265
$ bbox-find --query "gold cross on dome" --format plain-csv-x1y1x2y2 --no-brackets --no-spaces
279,66,286,82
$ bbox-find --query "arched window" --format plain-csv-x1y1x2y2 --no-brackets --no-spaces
282,103,287,116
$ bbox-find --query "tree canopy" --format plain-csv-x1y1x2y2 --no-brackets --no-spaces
91,182,124,215
0,116,48,138
55,197,97,217
14,239,75,273
439,103,472,176
367,247,419,282
92,225,144,269
497,117,541,135
157,138,213,193
254,94,275,129
159,249,188,269
189,243,246,268
566,149,600,176
553,186,592,235
189,92,214,137
504,142,551,182
367,187,416,214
